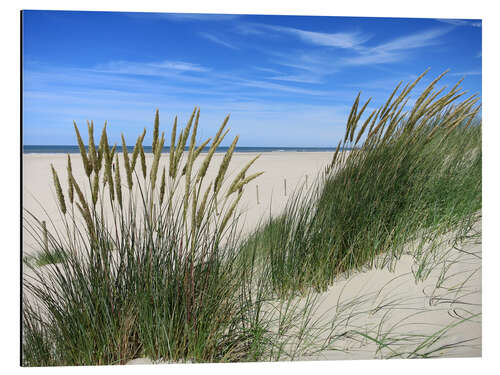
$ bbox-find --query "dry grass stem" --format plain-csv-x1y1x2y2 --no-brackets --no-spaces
114,154,123,208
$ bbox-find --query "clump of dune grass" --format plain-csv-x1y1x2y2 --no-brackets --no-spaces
242,69,481,295
23,108,305,366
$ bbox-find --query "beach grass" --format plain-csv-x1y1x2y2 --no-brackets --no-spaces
241,70,481,295
22,70,482,366
22,109,322,366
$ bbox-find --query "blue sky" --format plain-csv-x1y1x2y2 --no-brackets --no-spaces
22,10,482,147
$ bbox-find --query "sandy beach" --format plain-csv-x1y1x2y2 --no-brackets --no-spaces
23,151,333,255
22,151,481,362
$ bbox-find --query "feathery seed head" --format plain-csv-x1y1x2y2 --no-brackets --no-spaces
227,154,261,196
87,120,97,173
152,109,160,154
150,132,165,191
96,121,107,173
131,128,146,171
169,116,177,176
110,144,117,162
70,173,96,235
193,138,211,160
102,136,115,202
189,109,200,155
181,108,197,149
121,134,133,190
159,166,166,206
227,171,264,197
197,128,229,183
91,172,99,206
114,154,123,208
355,109,376,145
67,154,74,204
215,115,230,143
140,144,147,179
73,121,92,177
171,129,184,178
184,109,201,188
214,135,239,194
51,164,66,214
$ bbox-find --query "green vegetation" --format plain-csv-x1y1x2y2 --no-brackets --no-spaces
242,70,481,295
22,108,319,366
24,249,67,267
22,70,482,366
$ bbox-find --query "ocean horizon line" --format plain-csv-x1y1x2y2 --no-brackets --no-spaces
23,145,350,154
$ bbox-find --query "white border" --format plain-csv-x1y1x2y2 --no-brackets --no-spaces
4,1,497,374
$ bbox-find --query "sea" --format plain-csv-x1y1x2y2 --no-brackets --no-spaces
23,145,343,154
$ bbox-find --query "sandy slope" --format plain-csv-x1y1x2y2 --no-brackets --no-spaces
298,220,482,360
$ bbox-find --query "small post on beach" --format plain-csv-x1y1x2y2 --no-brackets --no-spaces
306,174,308,187
256,184,260,205
284,178,287,196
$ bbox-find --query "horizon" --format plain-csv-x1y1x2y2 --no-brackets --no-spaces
22,144,344,151
22,11,482,147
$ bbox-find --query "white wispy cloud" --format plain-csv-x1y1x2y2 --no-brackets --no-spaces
436,18,482,28
147,60,209,72
251,65,323,83
26,62,339,104
91,58,335,96
239,23,453,69
234,23,267,36
343,28,452,66
23,70,352,146
252,66,282,74
267,74,323,84
199,32,238,49
268,25,371,49
341,51,401,66
271,59,324,74
91,60,211,83
236,79,333,96
260,50,339,83
237,23,370,50
375,28,451,52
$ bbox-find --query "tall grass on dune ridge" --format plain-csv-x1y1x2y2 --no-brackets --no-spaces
242,69,481,295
